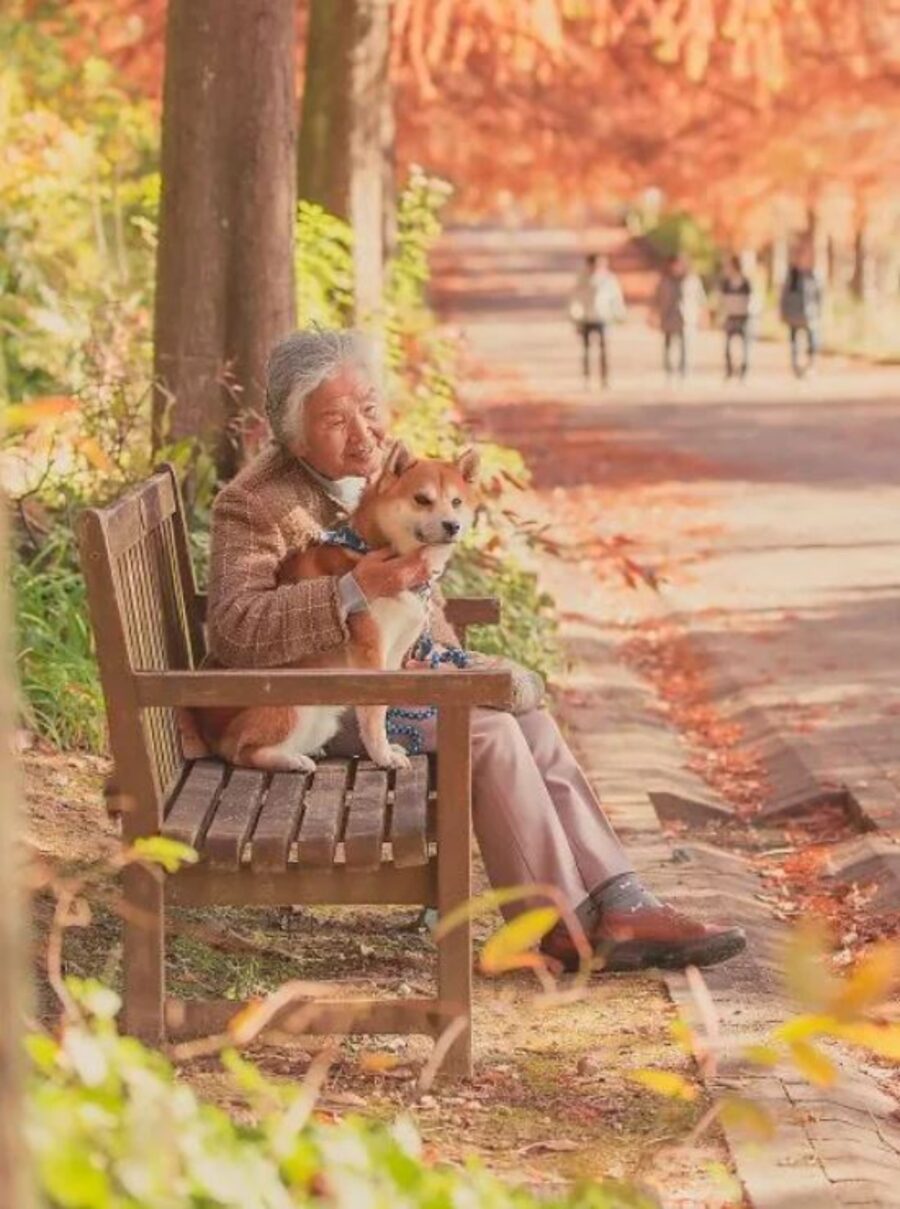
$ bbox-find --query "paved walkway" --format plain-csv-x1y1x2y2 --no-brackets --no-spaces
434,222,900,831
434,223,900,1207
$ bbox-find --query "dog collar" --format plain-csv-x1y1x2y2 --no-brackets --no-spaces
318,526,371,555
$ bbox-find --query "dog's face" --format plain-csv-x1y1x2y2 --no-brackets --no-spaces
370,443,479,557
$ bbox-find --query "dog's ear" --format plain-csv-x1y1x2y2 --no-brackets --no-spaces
455,446,481,484
377,440,417,489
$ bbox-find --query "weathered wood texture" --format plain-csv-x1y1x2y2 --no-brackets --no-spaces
79,467,509,1077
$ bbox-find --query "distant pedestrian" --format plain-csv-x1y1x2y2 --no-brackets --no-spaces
655,254,707,378
780,250,823,378
569,253,626,387
718,255,754,380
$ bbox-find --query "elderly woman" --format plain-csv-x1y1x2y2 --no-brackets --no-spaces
207,329,745,972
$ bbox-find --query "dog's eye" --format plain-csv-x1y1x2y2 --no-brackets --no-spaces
414,493,432,507
451,497,462,509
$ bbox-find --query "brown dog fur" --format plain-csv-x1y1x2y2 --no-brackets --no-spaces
188,443,479,772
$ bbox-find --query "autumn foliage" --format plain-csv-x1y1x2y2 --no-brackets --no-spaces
41,0,900,242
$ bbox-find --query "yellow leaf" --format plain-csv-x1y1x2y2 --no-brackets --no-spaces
741,1043,781,1068
434,886,556,940
670,1017,694,1053
789,1039,837,1087
480,907,560,973
832,941,900,1019
774,1013,835,1044
630,1070,698,1101
719,1095,776,1141
782,917,839,1012
833,1021,900,1060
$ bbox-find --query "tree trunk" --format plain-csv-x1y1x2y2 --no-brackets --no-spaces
298,0,393,325
0,497,35,1209
154,0,297,481
806,199,828,282
851,200,875,304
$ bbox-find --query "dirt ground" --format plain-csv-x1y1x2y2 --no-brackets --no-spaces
23,744,741,1206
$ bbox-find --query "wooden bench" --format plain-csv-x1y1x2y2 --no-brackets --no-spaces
77,464,510,1078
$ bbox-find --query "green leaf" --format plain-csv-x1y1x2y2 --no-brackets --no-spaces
67,977,121,1020
25,1033,60,1072
39,1147,110,1208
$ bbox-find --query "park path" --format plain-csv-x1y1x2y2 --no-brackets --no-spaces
432,224,900,811
433,223,900,1207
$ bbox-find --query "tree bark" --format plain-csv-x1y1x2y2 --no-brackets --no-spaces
154,0,297,481
0,497,35,1209
851,199,875,304
298,0,393,325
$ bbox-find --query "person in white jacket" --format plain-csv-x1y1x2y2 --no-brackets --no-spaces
569,254,627,387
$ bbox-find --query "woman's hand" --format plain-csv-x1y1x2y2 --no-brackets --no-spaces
353,546,432,601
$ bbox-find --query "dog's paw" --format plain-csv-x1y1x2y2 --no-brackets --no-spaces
283,753,317,773
372,744,411,771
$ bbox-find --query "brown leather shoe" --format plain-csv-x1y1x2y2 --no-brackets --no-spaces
541,905,746,974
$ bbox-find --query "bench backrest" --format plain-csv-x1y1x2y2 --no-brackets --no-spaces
78,465,203,825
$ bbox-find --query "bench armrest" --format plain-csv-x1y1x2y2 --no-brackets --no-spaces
133,667,512,709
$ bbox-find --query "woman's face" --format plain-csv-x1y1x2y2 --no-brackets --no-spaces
292,366,386,479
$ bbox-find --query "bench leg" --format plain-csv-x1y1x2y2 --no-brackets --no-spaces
436,706,473,1080
122,864,165,1044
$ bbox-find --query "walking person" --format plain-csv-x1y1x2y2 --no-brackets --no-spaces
655,254,707,379
569,253,626,388
780,249,823,378
718,255,754,380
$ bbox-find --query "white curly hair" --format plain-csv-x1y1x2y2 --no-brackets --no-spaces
265,328,376,446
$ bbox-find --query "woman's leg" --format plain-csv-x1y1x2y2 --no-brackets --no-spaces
326,708,590,917
515,709,632,892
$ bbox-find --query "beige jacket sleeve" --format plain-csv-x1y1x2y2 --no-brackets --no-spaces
206,485,350,668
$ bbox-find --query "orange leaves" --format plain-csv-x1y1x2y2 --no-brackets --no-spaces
623,620,768,815
3,396,78,432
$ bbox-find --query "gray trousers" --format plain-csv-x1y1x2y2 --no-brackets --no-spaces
328,708,633,916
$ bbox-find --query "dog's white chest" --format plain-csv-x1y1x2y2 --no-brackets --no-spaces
369,592,428,668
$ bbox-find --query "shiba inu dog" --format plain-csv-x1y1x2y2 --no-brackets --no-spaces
190,442,479,771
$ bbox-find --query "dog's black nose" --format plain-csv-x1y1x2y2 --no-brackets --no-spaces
442,519,461,538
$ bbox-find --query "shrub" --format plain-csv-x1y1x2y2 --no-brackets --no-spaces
13,523,105,752
637,210,719,278
27,982,659,1209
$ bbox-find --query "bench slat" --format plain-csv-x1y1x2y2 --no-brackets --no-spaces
297,760,350,867
251,772,309,872
204,768,267,868
344,764,389,871
390,756,430,868
163,760,226,848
